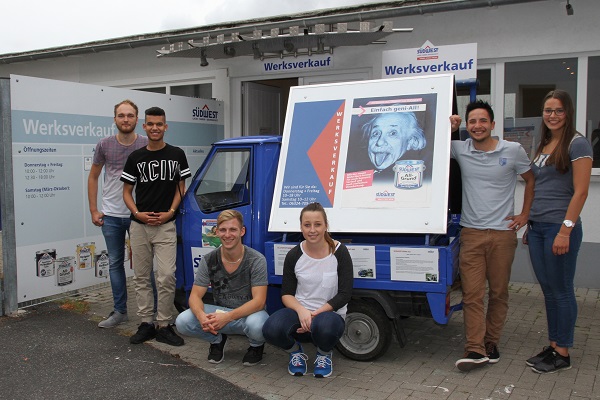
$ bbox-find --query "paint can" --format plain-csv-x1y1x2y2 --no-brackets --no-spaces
393,160,426,189
36,249,56,277
76,242,95,270
56,256,75,286
95,250,109,278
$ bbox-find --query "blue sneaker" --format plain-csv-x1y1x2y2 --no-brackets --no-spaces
288,344,308,376
313,351,333,378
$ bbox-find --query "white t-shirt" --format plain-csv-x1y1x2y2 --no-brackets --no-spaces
293,241,347,319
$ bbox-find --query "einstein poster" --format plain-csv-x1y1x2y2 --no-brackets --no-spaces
269,74,454,234
342,93,437,208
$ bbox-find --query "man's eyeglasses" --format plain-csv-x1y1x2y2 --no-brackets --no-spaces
543,109,565,116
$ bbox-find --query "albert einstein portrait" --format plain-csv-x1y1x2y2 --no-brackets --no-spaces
364,112,426,172
344,94,437,188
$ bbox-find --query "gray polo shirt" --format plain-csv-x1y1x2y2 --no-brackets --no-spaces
451,139,531,230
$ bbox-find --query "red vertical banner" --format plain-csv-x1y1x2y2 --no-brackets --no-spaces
307,102,345,206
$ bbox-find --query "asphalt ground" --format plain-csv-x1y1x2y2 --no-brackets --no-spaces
0,301,261,400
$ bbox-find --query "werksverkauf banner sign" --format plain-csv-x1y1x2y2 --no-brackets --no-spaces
382,41,477,84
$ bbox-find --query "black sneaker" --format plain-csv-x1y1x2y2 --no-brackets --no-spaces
485,342,500,364
242,344,264,366
526,346,554,367
531,351,571,374
208,334,228,364
130,322,156,344
455,351,489,372
156,325,185,347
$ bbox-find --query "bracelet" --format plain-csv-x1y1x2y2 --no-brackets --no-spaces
556,233,570,238
169,208,176,214
134,211,139,216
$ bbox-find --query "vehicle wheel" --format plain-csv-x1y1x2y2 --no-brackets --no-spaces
336,300,392,361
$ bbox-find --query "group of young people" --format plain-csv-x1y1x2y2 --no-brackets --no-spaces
89,89,591,378
88,100,353,377
175,204,353,377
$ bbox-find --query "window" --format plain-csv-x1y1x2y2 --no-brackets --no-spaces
134,83,213,98
171,83,212,99
504,58,577,158
456,69,491,116
194,150,250,213
587,56,600,168
455,69,491,140
135,87,166,94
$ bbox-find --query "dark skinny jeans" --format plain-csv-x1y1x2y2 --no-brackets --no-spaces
262,307,345,353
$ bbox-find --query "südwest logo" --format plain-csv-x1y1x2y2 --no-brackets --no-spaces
399,164,421,172
417,44,439,60
192,104,219,121
375,190,396,202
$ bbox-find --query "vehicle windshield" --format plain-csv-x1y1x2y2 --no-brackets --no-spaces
194,149,251,213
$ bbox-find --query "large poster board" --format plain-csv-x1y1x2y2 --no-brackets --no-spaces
9,75,224,302
269,74,454,234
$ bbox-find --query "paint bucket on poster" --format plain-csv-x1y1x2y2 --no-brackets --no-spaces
393,160,426,189
95,250,109,278
76,242,95,270
36,249,56,277
56,256,75,286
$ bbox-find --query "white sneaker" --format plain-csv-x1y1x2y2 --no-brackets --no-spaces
98,311,128,328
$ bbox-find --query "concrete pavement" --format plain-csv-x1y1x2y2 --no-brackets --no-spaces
75,281,600,400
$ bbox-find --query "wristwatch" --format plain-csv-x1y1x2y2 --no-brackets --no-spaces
563,219,575,228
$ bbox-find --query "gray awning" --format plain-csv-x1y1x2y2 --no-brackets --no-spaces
157,22,411,63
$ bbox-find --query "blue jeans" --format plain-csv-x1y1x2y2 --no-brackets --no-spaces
176,304,269,346
262,308,345,353
101,216,157,315
101,216,130,314
527,221,582,348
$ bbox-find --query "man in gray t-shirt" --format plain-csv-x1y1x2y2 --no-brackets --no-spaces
176,210,269,366
450,100,534,372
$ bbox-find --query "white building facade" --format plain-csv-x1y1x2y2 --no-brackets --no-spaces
1,0,599,286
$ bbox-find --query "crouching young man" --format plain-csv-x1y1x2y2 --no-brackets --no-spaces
176,210,269,365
